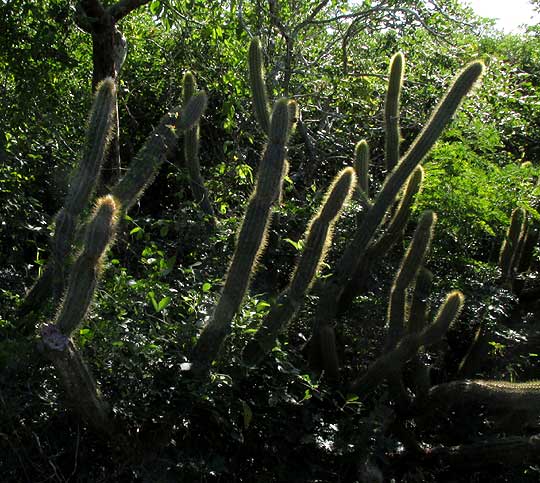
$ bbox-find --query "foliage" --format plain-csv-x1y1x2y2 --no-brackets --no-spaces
3,0,540,481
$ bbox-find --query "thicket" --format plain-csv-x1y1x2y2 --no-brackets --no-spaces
2,1,540,481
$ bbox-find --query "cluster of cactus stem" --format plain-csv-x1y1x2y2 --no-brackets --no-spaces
22,75,207,429
309,52,483,377
348,211,465,399
498,203,540,292
24,37,528,453
193,37,356,372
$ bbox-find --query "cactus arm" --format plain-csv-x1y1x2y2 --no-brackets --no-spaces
20,79,117,315
349,290,464,398
112,91,207,209
243,168,356,365
499,207,526,281
371,167,424,256
386,210,436,350
354,140,370,199
427,379,540,412
384,53,404,172
408,267,433,335
249,37,271,135
40,195,118,433
55,195,118,336
182,72,215,221
518,226,539,273
191,99,291,372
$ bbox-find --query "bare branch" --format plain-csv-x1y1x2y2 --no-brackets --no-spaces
293,0,331,35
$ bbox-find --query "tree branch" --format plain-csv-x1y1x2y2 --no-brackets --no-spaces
79,0,106,18
108,0,152,22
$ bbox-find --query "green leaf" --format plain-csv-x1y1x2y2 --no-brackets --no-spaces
202,282,212,292
256,300,270,313
156,296,171,312
283,238,301,250
148,291,158,312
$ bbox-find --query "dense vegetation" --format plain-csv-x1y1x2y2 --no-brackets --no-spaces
2,0,540,481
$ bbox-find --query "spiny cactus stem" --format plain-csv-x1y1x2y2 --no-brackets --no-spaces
408,267,433,334
192,100,290,372
370,167,424,257
249,37,271,135
350,290,463,397
354,140,370,198
182,72,215,221
21,79,117,315
385,53,404,171
56,196,118,336
314,61,482,329
386,210,436,350
499,207,526,281
112,92,207,209
244,168,355,364
427,379,540,412
66,78,117,216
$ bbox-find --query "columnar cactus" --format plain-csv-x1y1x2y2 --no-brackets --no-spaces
311,60,483,368
41,195,119,433
21,79,117,315
56,195,118,336
192,99,293,372
243,167,356,365
182,71,215,221
499,207,526,282
249,37,271,135
386,210,436,350
384,52,404,172
425,379,540,435
19,60,208,432
112,91,208,209
349,289,464,397
369,167,424,258
353,140,371,211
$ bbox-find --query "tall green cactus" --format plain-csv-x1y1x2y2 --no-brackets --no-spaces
353,140,371,213
21,69,208,432
349,290,464,398
311,60,483,359
407,266,433,400
56,195,118,336
369,167,424,258
243,167,356,365
182,71,215,221
112,91,207,209
427,379,540,414
499,207,526,282
386,210,436,350
21,78,117,316
192,99,293,372
249,37,271,135
41,195,119,433
385,53,404,172
408,267,433,335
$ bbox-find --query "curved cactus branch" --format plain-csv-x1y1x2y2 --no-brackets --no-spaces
192,99,292,373
182,71,215,221
243,167,356,365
